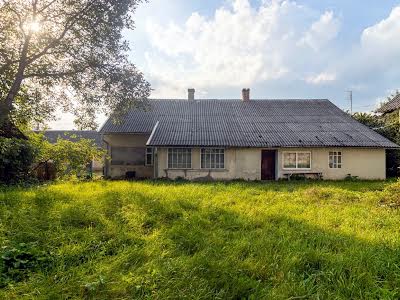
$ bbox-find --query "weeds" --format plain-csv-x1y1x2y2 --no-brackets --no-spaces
0,180,400,299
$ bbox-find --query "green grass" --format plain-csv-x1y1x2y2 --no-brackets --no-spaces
1,180,400,299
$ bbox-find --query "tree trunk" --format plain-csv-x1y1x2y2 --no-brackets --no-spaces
0,34,31,134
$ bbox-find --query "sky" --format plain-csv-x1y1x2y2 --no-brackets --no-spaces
50,0,400,129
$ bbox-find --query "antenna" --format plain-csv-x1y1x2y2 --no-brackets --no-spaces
346,90,353,115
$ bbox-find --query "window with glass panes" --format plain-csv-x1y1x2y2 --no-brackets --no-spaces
145,148,153,166
201,148,225,169
282,152,311,169
329,151,342,168
168,148,192,169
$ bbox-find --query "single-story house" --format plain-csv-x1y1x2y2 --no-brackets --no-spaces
36,130,104,174
100,89,399,180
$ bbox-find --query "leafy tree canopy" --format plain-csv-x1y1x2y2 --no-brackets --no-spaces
29,132,106,178
0,0,150,131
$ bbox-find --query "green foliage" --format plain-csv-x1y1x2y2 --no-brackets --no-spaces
29,132,106,178
0,0,150,129
0,242,50,287
0,133,104,183
1,180,400,299
0,137,36,183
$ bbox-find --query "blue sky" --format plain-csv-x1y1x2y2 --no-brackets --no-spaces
51,0,400,128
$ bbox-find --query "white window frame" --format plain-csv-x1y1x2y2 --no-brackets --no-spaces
167,148,192,169
200,148,225,169
282,151,312,170
145,147,153,166
329,151,342,169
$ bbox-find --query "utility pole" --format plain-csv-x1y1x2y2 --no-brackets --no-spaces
346,90,353,115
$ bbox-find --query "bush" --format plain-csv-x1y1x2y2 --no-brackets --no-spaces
30,132,106,179
0,137,35,183
0,242,51,287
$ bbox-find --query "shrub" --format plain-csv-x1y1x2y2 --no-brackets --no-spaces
29,132,106,180
0,242,50,287
0,137,36,183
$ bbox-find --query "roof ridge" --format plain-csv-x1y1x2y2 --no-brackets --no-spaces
147,98,330,101
34,130,97,132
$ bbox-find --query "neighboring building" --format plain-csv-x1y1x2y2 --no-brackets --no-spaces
37,130,103,173
376,93,400,115
100,89,399,181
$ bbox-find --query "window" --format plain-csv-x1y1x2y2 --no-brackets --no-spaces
145,148,153,166
201,148,225,169
168,148,192,169
329,151,342,169
111,147,145,165
283,152,311,169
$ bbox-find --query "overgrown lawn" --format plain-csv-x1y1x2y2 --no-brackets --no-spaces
1,180,400,299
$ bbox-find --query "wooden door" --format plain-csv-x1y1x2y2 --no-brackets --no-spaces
261,150,276,180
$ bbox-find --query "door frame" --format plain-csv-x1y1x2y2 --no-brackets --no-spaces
261,149,277,180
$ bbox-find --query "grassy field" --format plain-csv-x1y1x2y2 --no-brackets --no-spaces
1,180,400,299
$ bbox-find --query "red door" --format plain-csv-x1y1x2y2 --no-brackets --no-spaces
261,150,276,180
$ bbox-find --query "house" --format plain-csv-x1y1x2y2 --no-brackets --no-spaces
36,130,104,174
100,89,399,180
376,93,400,116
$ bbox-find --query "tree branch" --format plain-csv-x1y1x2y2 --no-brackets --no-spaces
26,2,94,64
23,66,91,79
37,0,59,14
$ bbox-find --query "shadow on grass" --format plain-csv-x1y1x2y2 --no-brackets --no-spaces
145,178,390,193
105,197,400,299
1,183,400,299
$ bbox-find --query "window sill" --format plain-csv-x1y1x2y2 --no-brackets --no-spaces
165,168,228,172
282,168,312,171
111,164,146,167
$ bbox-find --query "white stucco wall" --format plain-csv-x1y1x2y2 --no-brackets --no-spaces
102,133,386,180
156,147,386,180
276,148,386,180
156,148,262,180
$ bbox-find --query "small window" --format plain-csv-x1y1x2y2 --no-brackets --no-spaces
283,152,311,169
201,148,225,169
329,151,342,169
168,148,192,169
145,148,153,166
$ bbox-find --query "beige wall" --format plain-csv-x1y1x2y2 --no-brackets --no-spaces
156,148,261,180
102,133,386,180
276,148,386,180
103,134,153,179
92,159,104,173
156,147,386,180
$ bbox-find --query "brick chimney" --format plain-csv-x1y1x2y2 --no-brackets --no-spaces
242,88,250,102
188,88,195,101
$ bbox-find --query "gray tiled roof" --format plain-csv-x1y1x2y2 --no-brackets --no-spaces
36,130,102,147
100,99,399,148
376,94,400,114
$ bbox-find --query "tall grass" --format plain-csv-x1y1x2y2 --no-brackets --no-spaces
1,180,400,299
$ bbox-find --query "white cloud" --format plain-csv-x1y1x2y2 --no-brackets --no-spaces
361,6,400,48
306,72,337,85
361,6,400,60
144,0,341,93
48,2,400,128
298,11,340,51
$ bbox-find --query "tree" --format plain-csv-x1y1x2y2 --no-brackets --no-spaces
29,132,106,178
0,0,150,132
